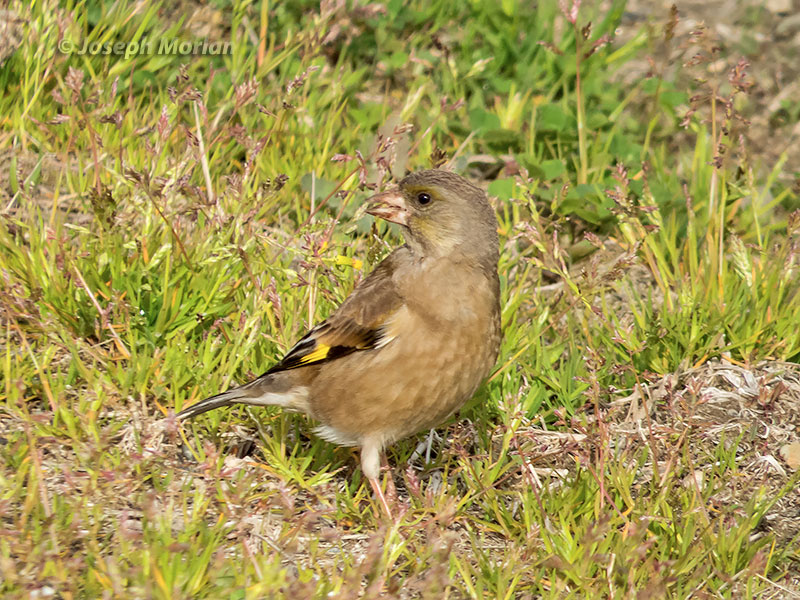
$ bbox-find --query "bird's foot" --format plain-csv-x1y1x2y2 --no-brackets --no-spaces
369,476,395,521
380,453,398,504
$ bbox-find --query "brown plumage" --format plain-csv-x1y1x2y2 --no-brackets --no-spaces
178,169,501,517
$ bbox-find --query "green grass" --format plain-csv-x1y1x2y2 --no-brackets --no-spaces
2,0,800,597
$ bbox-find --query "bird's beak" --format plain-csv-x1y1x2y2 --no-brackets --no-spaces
366,189,409,227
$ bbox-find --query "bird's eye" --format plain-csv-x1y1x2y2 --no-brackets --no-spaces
417,192,432,205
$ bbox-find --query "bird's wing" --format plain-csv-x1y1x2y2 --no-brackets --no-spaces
176,249,409,421
266,248,407,374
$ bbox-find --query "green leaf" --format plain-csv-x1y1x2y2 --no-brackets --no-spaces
469,108,501,132
538,104,568,132
483,128,523,151
488,177,515,200
539,159,566,180
388,51,409,69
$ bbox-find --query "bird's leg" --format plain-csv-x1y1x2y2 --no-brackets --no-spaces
380,452,398,504
424,428,440,464
362,439,394,520
368,476,394,520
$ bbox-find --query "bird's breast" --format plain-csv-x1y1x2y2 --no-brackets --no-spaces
307,266,500,448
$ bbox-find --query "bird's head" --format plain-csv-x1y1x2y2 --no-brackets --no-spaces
366,169,498,265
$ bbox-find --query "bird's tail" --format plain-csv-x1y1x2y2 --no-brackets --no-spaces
176,388,250,420
176,372,306,420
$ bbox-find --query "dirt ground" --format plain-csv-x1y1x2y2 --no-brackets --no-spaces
618,0,800,182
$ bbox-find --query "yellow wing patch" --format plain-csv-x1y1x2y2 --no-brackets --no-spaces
297,343,331,365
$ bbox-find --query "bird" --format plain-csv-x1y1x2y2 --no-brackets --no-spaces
177,169,501,518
